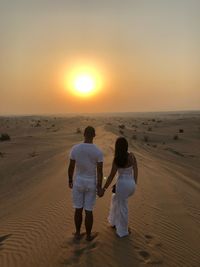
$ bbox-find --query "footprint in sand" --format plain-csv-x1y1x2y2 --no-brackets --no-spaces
145,234,162,247
132,232,163,264
74,240,98,256
61,232,98,247
61,241,98,265
0,234,11,250
60,233,99,265
145,234,153,240
139,250,163,264
0,152,5,158
144,234,154,246
139,250,151,262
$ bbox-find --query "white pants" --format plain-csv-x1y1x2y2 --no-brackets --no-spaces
108,176,136,237
72,175,96,211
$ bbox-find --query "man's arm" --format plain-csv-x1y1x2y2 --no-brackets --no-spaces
68,159,76,188
96,161,103,193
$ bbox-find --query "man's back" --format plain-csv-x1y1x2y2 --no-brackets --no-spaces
68,126,104,241
70,143,103,177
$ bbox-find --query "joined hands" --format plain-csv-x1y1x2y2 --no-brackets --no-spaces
97,187,105,197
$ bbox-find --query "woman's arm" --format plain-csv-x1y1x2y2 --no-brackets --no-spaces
103,160,118,191
131,153,138,184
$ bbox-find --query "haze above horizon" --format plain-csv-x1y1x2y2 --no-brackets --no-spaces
0,0,199,115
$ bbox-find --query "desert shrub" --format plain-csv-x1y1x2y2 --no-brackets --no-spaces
0,133,10,141
144,135,149,142
118,124,125,129
173,135,179,140
119,130,124,135
132,134,137,140
29,152,38,157
76,128,81,134
35,121,41,127
179,129,184,133
148,127,152,131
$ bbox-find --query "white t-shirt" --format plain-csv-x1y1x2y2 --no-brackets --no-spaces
70,143,103,178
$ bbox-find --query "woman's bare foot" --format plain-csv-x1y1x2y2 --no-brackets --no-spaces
116,228,131,238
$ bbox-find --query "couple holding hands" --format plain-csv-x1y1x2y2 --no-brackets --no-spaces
68,126,138,241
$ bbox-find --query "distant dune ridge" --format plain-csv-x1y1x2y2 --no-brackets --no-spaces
0,112,200,267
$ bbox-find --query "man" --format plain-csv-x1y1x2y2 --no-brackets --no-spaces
68,126,103,241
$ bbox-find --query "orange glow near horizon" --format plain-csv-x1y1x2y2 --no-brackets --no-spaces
62,63,104,98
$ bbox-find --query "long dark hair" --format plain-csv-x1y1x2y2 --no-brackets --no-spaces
114,137,128,168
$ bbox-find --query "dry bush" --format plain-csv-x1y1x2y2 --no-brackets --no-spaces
0,133,10,141
173,135,179,140
0,152,5,157
132,134,137,140
119,130,124,135
179,129,184,133
76,128,82,134
35,121,41,127
118,124,125,129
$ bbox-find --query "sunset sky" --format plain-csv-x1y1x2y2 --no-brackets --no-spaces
0,0,199,115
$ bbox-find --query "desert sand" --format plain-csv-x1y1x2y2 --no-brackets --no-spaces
0,112,200,267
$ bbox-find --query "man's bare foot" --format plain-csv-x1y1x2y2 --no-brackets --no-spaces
74,232,81,241
86,232,98,241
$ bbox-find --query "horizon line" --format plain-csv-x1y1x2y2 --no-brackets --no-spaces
0,109,200,117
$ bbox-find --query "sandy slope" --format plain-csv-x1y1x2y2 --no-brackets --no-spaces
0,113,200,267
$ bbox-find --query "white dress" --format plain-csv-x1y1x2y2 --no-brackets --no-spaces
108,166,136,237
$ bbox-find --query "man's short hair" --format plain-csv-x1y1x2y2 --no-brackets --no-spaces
84,126,96,138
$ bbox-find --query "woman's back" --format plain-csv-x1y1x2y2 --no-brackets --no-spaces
118,166,133,176
117,152,134,176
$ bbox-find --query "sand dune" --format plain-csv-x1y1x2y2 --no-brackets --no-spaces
0,112,200,267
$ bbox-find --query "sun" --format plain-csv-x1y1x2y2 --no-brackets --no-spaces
74,74,95,95
63,64,103,98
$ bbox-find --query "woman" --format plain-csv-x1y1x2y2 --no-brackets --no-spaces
103,137,138,237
